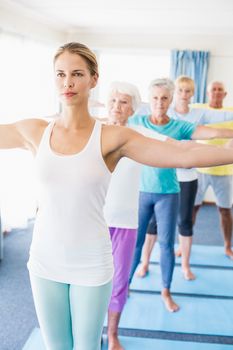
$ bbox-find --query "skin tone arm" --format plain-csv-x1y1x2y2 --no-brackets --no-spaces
101,125,233,172
0,119,48,154
192,125,233,140
0,119,232,172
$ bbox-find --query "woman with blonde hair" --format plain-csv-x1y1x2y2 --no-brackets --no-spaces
2,46,233,348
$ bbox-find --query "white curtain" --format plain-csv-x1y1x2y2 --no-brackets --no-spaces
0,31,58,230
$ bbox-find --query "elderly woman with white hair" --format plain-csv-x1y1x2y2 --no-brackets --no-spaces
128,78,233,312
104,81,167,350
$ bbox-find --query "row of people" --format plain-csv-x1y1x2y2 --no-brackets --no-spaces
137,77,233,282
104,78,233,349
4,42,233,350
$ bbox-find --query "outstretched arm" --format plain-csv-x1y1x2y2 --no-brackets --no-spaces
118,127,233,169
192,125,233,140
0,119,48,153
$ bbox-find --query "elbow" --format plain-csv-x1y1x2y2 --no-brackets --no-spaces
175,153,193,169
179,160,192,169
209,134,216,139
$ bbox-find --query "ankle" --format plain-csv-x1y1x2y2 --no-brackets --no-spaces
141,262,149,269
225,247,233,255
108,332,118,340
161,288,170,297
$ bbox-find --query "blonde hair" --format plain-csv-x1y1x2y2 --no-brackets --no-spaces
54,42,99,77
175,75,195,92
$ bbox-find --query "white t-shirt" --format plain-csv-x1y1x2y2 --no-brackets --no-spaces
168,106,233,180
104,125,167,228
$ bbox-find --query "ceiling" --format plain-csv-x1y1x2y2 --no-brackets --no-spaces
2,0,233,36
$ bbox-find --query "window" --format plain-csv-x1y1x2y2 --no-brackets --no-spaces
0,33,57,122
0,32,57,229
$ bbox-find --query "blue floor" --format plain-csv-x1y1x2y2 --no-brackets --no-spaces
23,244,233,349
23,328,45,350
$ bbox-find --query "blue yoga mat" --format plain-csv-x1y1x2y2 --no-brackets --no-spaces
24,328,233,350
150,244,233,267
102,336,233,350
119,293,233,336
131,264,233,297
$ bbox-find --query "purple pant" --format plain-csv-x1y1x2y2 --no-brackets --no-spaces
108,227,137,312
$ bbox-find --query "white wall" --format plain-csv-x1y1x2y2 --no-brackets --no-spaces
1,8,233,206
68,31,233,106
1,4,233,102
2,6,233,104
208,55,233,106
68,31,233,204
0,1,65,45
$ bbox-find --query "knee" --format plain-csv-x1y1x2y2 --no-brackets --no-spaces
48,341,73,350
193,205,201,214
178,224,193,237
74,338,99,350
109,289,127,313
219,208,232,218
135,232,146,248
111,279,128,298
159,239,174,251
179,230,193,237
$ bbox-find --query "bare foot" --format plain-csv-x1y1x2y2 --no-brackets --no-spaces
136,265,149,277
161,290,179,312
108,336,124,350
175,248,182,257
225,249,233,260
182,268,196,280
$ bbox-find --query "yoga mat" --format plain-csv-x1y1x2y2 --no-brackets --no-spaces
150,244,233,267
131,264,233,297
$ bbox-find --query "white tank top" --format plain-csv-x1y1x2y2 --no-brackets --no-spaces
104,156,142,228
27,120,114,286
104,125,167,228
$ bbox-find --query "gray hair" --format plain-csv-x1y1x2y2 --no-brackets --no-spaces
149,78,175,97
207,80,226,92
108,81,142,112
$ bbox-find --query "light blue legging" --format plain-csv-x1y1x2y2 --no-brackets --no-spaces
30,274,112,350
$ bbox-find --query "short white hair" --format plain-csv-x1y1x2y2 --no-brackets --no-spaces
108,81,141,112
207,80,226,92
149,78,175,97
